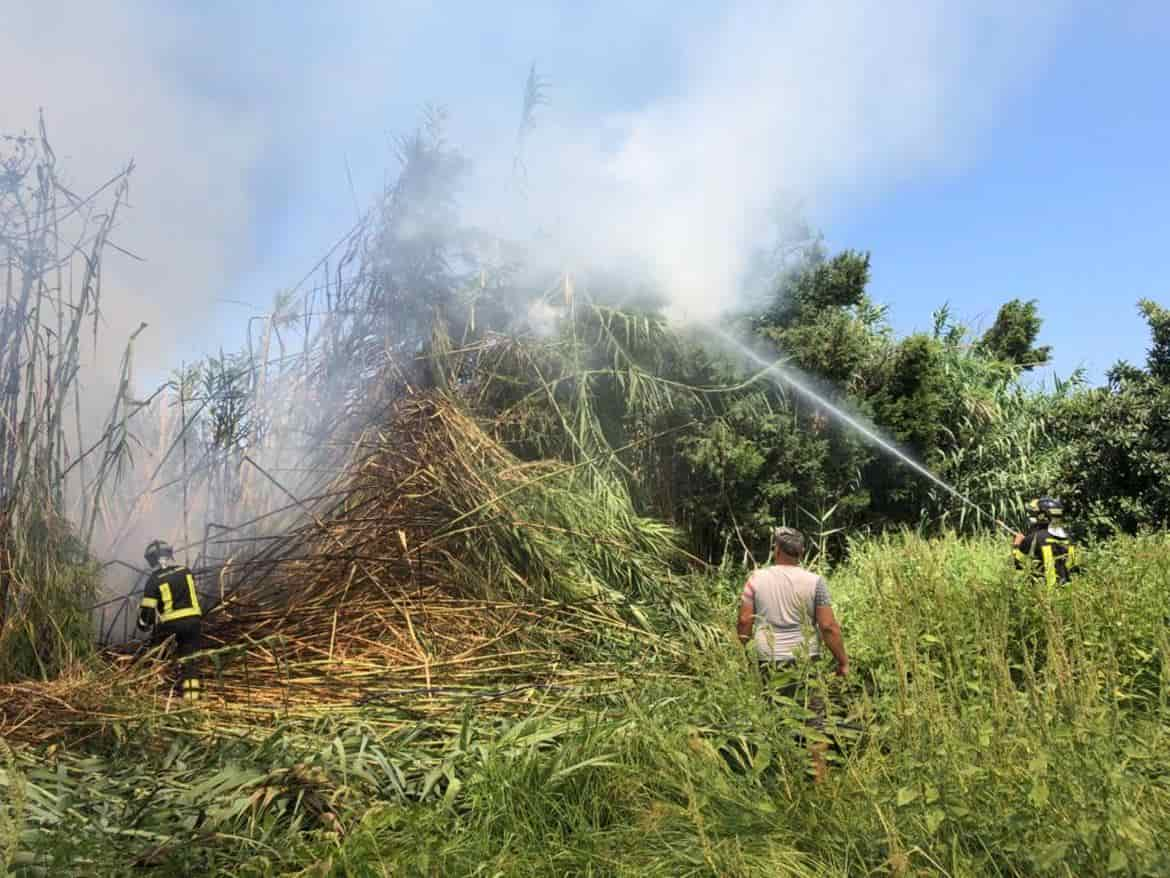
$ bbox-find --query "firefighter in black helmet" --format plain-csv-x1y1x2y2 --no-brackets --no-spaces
138,539,204,701
1012,497,1080,588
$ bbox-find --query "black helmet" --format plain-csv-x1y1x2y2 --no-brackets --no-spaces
144,539,175,569
1026,497,1064,524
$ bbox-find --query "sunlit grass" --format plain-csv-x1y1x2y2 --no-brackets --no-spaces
4,533,1169,875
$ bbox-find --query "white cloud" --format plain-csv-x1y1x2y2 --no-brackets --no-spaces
499,0,1074,323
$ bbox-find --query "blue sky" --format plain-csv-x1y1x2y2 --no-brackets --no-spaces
5,1,1166,385
822,3,1170,381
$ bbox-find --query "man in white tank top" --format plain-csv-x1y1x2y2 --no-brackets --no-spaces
737,527,848,677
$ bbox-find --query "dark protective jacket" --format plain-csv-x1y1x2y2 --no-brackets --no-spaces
137,563,203,631
1013,525,1080,588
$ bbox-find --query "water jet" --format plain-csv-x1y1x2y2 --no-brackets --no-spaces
709,327,1013,535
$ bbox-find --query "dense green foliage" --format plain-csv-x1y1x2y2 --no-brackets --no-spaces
1045,300,1170,533
977,298,1052,370
435,232,1167,557
482,250,1169,554
6,533,1170,876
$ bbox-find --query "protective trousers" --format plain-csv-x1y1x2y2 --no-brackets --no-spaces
155,617,203,701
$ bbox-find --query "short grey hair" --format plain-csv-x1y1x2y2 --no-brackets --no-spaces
772,526,805,558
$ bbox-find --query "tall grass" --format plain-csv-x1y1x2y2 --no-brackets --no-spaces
821,532,1170,875
4,532,1168,876
0,122,133,680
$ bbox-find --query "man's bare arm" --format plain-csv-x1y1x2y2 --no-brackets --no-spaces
737,602,754,644
815,605,848,675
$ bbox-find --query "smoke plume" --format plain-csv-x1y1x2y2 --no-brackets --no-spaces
485,0,1072,322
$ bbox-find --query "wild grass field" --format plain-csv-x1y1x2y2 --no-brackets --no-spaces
4,532,1168,877
4,116,1170,878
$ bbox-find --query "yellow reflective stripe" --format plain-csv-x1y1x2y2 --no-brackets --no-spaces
1041,545,1057,588
182,678,202,700
155,571,202,622
187,574,202,615
159,606,201,622
1012,549,1031,566
139,597,159,609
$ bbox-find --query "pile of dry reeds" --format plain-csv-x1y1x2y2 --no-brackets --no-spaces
0,649,171,746
1,392,700,741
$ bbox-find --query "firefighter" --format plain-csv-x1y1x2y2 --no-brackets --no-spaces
1012,497,1080,587
137,539,204,701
